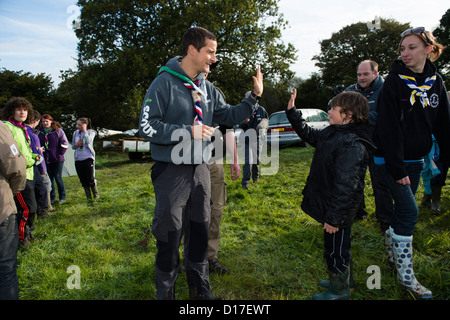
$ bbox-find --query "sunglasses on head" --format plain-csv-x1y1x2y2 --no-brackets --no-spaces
401,27,432,45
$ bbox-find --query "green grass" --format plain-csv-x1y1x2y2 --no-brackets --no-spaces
17,146,449,300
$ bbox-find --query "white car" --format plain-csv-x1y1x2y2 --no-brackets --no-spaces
266,109,329,146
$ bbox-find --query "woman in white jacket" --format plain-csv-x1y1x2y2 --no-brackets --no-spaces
72,117,98,200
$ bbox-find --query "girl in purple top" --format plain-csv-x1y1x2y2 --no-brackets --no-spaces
26,110,52,216
37,114,69,204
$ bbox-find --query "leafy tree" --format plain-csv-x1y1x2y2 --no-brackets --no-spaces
66,0,296,130
294,73,332,111
0,68,61,117
433,8,450,85
313,18,409,88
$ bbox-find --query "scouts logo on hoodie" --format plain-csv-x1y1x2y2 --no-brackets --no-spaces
429,93,439,108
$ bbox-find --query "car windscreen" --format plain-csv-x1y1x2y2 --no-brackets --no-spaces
269,113,289,125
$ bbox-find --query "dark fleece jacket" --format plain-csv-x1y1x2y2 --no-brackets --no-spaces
373,59,450,181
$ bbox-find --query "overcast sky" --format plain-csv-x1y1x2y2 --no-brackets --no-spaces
0,0,448,88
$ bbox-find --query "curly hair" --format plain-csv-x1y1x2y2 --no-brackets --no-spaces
1,97,33,122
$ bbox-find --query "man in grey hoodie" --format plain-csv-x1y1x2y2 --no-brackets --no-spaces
139,27,263,300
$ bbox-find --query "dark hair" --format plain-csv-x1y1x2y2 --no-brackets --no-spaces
182,27,216,57
77,117,92,129
32,109,41,119
25,109,41,125
40,114,62,131
330,91,369,124
1,97,33,122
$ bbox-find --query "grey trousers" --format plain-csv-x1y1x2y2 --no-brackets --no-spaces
151,162,211,299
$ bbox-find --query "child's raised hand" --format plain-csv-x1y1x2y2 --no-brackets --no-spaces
287,89,297,110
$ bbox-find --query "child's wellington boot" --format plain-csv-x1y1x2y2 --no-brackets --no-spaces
313,268,351,300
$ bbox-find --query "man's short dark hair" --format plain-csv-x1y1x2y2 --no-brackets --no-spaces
182,27,216,57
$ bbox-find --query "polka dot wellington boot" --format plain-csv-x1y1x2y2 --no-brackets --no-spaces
392,232,432,299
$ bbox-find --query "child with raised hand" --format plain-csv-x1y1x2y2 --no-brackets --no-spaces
286,90,375,300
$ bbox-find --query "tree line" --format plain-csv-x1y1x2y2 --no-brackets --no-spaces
1,1,448,135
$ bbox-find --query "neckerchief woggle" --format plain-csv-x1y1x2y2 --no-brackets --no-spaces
158,66,205,125
77,130,84,152
398,74,437,108
43,127,52,150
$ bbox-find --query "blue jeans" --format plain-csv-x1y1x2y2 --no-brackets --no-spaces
376,161,423,236
368,156,393,229
47,161,66,202
0,214,19,300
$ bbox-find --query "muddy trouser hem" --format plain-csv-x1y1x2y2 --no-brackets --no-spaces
151,162,211,299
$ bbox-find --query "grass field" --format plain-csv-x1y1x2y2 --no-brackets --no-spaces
17,145,449,300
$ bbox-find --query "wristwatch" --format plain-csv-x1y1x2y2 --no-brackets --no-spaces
250,91,261,101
